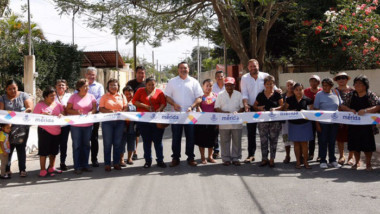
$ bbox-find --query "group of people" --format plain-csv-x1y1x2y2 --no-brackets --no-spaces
1,59,379,179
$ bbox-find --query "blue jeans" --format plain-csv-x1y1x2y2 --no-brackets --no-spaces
59,125,71,164
71,126,92,170
102,121,125,166
319,123,339,163
138,122,165,163
171,124,195,161
121,122,136,153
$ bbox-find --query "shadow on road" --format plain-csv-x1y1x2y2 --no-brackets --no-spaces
1,157,380,189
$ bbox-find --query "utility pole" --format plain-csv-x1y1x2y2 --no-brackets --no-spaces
116,35,119,80
133,21,137,72
197,36,200,81
224,42,227,76
72,6,79,46
24,0,36,103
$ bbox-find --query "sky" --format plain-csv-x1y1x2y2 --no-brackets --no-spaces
8,0,212,68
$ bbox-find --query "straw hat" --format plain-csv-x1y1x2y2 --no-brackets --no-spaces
333,72,351,81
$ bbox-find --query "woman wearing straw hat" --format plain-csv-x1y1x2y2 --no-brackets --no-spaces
333,72,354,165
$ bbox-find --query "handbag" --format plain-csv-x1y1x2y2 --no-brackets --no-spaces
10,125,29,145
156,123,169,129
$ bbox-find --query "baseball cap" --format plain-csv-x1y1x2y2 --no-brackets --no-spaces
224,77,235,84
309,75,321,82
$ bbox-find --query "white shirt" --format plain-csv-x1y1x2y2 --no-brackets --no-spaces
212,83,225,94
55,92,72,107
164,76,203,112
240,71,270,106
214,90,244,129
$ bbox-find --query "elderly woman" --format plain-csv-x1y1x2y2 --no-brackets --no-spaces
132,77,167,168
333,72,355,165
0,80,33,177
99,78,127,172
66,79,97,175
314,78,342,169
284,83,313,169
253,75,283,168
340,75,380,171
33,86,65,177
54,79,72,171
282,80,295,164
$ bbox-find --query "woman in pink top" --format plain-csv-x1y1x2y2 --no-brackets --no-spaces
66,79,97,174
195,79,218,164
99,78,127,172
33,86,65,177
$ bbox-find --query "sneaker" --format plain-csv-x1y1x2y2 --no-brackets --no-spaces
132,154,138,160
320,163,328,169
213,152,220,159
330,161,342,168
0,175,10,179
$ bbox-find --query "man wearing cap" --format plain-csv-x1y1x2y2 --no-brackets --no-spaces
215,77,244,166
304,74,322,161
165,61,203,167
211,70,225,159
241,59,278,163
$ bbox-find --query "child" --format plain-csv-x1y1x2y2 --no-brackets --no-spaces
0,124,11,179
120,86,137,166
195,79,218,164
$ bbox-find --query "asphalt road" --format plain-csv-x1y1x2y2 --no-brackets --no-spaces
1,126,380,214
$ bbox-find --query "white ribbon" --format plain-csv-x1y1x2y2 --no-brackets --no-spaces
0,110,379,126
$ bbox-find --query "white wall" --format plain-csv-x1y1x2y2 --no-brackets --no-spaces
279,69,380,95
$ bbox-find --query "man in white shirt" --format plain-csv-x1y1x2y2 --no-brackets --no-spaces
211,70,225,159
241,59,271,163
215,77,244,166
164,62,203,167
85,67,105,167
212,70,225,94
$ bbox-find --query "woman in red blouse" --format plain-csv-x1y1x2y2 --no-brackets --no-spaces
132,77,167,168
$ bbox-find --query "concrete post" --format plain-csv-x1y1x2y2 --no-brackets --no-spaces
23,55,36,104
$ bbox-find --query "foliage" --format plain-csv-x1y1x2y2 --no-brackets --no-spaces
32,41,83,90
52,0,295,72
309,0,380,70
0,13,45,90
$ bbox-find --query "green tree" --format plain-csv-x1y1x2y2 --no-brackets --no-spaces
53,0,295,72
0,13,44,88
309,0,380,70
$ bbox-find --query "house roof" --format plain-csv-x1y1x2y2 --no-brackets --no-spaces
81,51,125,68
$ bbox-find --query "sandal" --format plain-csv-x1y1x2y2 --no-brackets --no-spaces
295,164,301,169
304,165,312,169
338,156,346,165
351,165,358,170
39,170,48,177
20,171,27,177
207,158,217,163
201,160,207,164
366,166,373,171
347,158,354,166
283,156,290,164
48,167,62,174
120,162,127,167
127,160,134,165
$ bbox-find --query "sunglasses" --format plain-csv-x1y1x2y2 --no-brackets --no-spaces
335,76,348,81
